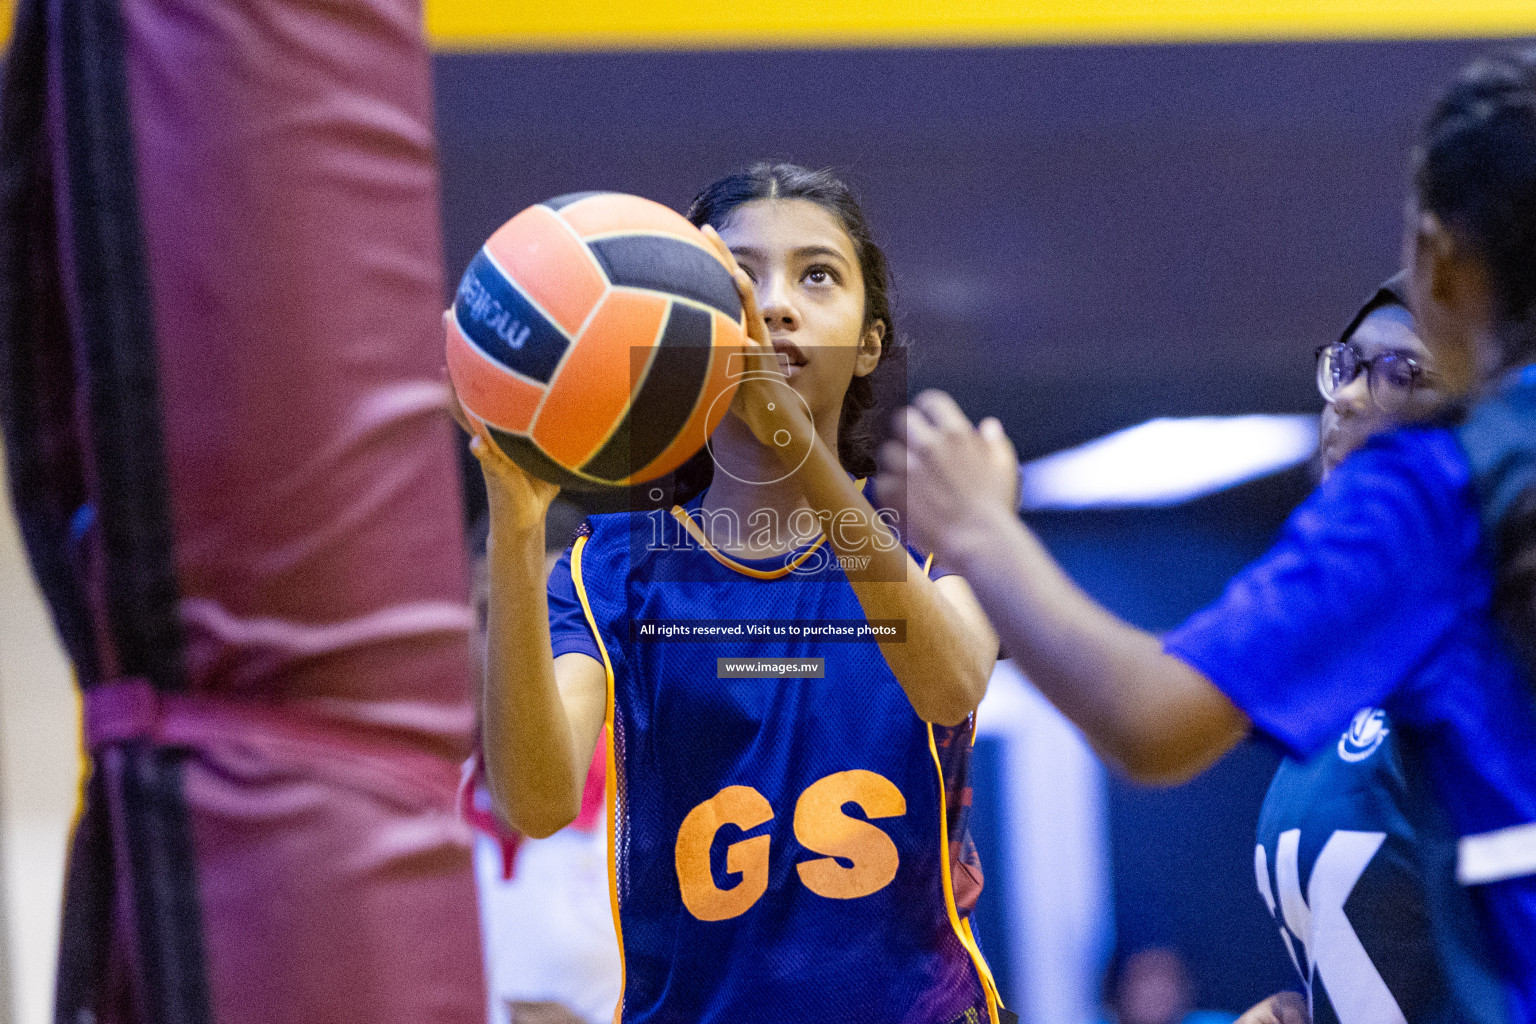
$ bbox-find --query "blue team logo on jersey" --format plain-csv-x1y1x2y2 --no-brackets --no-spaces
1337,708,1390,763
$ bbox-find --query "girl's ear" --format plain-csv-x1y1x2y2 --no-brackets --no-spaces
853,320,885,378
1413,210,1496,396
1417,210,1462,308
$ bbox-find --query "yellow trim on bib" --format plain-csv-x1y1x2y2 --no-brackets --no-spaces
669,505,827,579
667,479,868,580
927,723,1003,1023
570,534,627,1024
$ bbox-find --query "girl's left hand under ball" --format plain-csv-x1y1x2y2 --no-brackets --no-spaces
445,371,559,533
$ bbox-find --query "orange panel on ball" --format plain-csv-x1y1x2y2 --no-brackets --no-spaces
560,193,712,247
482,205,607,337
531,289,670,470
633,309,746,481
445,312,543,434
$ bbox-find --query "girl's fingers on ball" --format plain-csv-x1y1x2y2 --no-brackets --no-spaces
699,223,732,266
698,228,767,343
469,432,513,473
733,273,770,346
700,222,767,338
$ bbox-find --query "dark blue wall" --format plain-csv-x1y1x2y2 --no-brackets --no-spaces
433,38,1521,459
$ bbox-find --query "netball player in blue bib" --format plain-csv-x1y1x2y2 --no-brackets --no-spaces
882,50,1536,1024
470,164,1005,1024
1239,277,1506,1024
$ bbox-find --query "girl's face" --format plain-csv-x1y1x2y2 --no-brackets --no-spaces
715,199,884,425
1319,305,1440,473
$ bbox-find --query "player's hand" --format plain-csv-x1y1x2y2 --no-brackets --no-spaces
875,390,1019,560
699,224,814,458
444,368,559,533
1235,992,1309,1024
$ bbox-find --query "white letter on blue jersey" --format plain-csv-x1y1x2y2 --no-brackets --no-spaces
1272,829,1404,1024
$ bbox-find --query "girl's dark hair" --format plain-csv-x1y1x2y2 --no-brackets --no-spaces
670,162,901,502
1416,50,1536,671
1337,271,1411,347
1415,49,1536,365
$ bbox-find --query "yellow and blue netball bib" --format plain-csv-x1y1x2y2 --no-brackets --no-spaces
548,500,1001,1024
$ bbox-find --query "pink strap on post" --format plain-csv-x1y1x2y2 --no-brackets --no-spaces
83,678,161,749
83,679,465,810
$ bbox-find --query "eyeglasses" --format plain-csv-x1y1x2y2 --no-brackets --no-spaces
1314,342,1436,413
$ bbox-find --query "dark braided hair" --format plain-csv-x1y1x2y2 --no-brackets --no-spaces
670,163,902,502
1417,49,1536,670
1416,49,1536,365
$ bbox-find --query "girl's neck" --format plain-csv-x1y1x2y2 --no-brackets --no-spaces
1479,323,1536,394
696,416,842,557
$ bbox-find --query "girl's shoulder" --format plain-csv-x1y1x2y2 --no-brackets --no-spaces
1352,423,1470,491
1318,425,1476,542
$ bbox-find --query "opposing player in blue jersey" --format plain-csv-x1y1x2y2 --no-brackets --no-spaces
880,50,1536,1023
1237,277,1506,1024
470,164,1007,1024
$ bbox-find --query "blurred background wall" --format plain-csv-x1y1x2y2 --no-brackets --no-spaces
4,2,1536,1021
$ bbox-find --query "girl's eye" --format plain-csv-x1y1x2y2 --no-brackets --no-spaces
804,265,839,286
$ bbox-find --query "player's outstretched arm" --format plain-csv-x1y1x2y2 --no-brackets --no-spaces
876,391,1250,784
458,394,607,838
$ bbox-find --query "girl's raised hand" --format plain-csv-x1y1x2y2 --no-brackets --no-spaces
698,224,813,454
444,369,559,532
699,223,771,353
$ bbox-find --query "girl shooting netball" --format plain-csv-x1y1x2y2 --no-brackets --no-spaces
461,164,1007,1024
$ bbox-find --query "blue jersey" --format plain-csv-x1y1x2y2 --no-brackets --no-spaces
1166,426,1536,1023
1255,708,1508,1023
547,500,1001,1024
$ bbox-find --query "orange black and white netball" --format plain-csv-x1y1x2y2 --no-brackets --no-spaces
446,192,748,488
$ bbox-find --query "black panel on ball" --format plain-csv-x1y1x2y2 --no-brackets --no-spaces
486,424,604,490
454,250,570,384
541,191,615,212
580,301,714,485
587,234,743,322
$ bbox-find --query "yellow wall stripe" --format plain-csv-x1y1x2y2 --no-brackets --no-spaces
5,3,1532,65
426,0,1536,52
